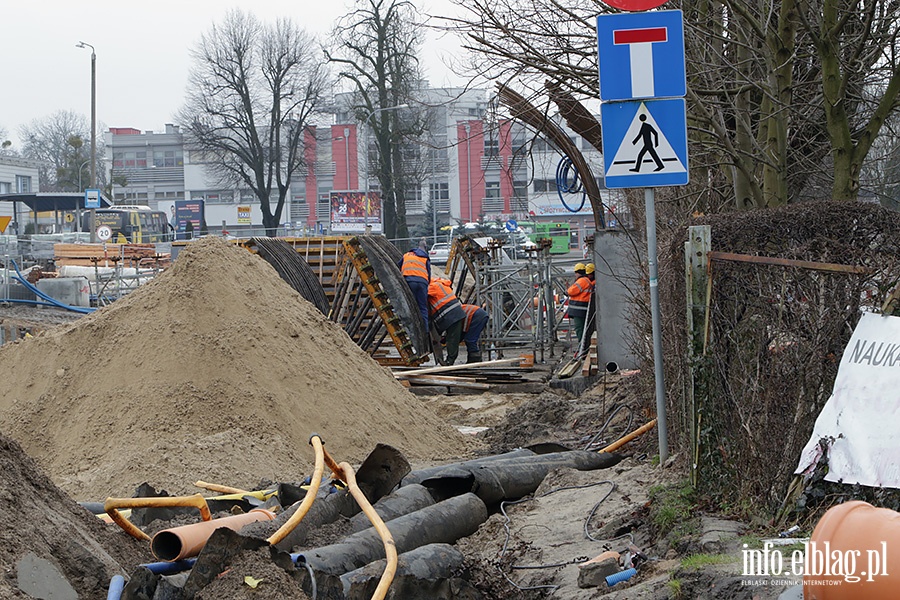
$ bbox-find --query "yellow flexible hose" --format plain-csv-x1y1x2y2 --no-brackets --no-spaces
266,435,325,546
336,461,397,600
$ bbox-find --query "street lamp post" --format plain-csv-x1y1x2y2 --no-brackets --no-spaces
76,41,97,242
361,104,408,231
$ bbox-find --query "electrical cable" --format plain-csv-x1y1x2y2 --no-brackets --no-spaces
583,404,635,451
496,480,617,592
555,156,587,213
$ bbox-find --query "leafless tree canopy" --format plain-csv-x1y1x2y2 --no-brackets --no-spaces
326,0,425,239
443,0,900,211
180,10,330,235
19,111,94,192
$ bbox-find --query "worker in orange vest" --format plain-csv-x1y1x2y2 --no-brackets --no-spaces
461,303,489,363
398,246,432,330
566,262,595,345
428,277,466,365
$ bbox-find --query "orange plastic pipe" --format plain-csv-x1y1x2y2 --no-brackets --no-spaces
150,508,276,561
804,500,900,599
267,434,326,546
335,461,397,600
598,419,657,454
104,494,212,541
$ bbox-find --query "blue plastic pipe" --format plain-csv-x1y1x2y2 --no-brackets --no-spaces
10,259,94,314
139,558,197,575
106,575,125,600
606,567,637,587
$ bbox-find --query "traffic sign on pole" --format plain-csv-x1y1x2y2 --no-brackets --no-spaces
600,0,670,11
597,10,686,102
601,99,689,188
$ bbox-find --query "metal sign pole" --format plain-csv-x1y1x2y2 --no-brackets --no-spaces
644,187,668,462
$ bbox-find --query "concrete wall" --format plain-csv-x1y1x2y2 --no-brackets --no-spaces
593,228,642,371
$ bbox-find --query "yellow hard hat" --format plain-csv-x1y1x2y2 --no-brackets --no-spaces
585,263,595,274
574,263,586,273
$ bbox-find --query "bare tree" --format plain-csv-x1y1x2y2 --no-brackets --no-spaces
0,127,14,156
442,0,900,208
19,111,93,191
179,10,330,236
326,0,425,239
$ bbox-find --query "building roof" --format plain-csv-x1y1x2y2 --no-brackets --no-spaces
0,192,113,213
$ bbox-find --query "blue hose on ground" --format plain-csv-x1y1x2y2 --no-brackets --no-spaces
606,567,637,586
9,259,95,314
106,575,125,600
0,297,59,308
139,558,197,575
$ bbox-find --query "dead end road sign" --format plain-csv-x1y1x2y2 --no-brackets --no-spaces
597,10,686,102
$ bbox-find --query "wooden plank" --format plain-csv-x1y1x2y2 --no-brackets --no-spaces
405,374,479,384
707,251,870,274
404,377,490,390
395,357,522,378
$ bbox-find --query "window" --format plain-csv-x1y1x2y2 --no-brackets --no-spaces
153,149,184,167
15,175,31,193
534,179,555,193
0,182,10,194
513,180,528,199
484,136,499,157
429,182,450,212
485,181,501,198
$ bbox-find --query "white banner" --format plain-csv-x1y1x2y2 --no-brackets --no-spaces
795,311,900,488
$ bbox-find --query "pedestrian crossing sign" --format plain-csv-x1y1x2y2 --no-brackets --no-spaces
600,98,689,188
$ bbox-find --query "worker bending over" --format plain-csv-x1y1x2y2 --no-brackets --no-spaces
566,262,595,345
398,246,432,330
428,277,466,365
461,303,489,363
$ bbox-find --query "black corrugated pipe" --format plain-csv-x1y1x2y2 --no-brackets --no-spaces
348,483,436,534
400,448,537,486
418,451,624,504
340,543,470,600
294,493,487,595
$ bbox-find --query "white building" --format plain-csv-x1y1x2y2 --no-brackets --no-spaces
103,86,622,243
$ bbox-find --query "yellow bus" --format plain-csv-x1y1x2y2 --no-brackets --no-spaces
81,206,174,243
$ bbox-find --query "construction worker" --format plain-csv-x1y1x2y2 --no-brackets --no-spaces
398,245,432,330
428,277,466,365
461,303,489,363
566,262,595,345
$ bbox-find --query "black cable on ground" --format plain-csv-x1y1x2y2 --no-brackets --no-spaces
495,480,618,593
583,404,635,451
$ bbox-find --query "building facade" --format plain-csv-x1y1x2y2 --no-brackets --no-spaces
103,86,624,243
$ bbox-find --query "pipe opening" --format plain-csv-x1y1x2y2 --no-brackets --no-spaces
605,362,619,374
151,531,184,562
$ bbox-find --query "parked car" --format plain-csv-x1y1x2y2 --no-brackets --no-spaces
429,242,451,265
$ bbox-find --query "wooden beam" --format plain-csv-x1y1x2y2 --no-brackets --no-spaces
707,251,870,274
395,357,523,378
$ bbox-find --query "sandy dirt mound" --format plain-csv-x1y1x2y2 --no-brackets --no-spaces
0,237,470,500
0,433,148,598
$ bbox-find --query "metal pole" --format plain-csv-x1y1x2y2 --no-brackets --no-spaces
644,187,668,463
78,41,98,243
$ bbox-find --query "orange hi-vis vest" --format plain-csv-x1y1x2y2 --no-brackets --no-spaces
462,304,481,332
401,252,429,281
567,276,594,319
428,278,458,314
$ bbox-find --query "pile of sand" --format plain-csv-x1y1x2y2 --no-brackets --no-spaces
0,237,470,500
0,432,148,597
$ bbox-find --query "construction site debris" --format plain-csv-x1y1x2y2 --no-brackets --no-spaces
0,236,471,500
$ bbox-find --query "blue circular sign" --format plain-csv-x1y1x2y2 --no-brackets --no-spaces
505,219,518,232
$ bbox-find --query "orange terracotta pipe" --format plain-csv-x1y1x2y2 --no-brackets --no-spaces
150,508,276,561
104,494,212,541
804,501,900,599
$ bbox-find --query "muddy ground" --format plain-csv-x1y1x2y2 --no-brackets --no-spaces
0,301,799,599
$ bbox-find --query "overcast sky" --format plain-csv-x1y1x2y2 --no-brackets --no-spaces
3,0,469,148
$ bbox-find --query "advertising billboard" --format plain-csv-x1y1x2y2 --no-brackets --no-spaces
330,190,382,233
175,199,204,240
